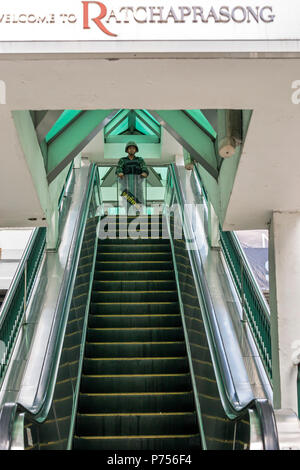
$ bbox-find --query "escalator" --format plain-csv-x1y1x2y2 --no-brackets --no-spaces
0,162,280,451
73,215,200,450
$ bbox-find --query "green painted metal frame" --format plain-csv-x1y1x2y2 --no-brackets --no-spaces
0,228,46,384
148,110,218,180
47,110,118,183
193,164,272,382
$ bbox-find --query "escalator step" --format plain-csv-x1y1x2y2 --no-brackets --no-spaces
80,373,192,393
96,261,173,271
91,291,178,303
94,270,175,281
78,391,195,413
93,280,176,291
82,357,189,375
97,244,171,253
86,327,183,342
90,302,179,315
97,252,172,262
88,314,181,328
85,341,186,358
76,411,197,436
73,434,200,450
98,238,170,245
73,229,201,451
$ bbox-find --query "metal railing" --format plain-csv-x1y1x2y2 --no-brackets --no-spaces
0,228,46,383
193,164,272,382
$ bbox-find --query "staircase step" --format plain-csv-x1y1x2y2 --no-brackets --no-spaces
80,373,192,393
84,341,186,358
76,412,197,436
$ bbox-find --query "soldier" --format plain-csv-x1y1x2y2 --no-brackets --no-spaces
116,141,148,213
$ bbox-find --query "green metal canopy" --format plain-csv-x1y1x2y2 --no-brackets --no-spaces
33,108,219,184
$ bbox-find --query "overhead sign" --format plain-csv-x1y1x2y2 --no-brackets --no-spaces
0,0,299,41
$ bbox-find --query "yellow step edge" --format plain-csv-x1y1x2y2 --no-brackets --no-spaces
87,341,184,344
93,290,177,294
96,270,173,273
90,314,180,317
82,373,189,377
98,244,169,246
95,279,174,282
75,434,199,440
78,412,195,417
97,261,171,263
88,327,181,330
92,302,177,305
80,391,192,396
85,357,186,361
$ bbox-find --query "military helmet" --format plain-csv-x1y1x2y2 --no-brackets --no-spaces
125,141,139,153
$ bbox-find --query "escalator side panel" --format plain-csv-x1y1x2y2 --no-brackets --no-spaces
173,236,250,450
24,217,98,450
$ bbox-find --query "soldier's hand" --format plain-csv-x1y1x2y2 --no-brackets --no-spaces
141,172,148,178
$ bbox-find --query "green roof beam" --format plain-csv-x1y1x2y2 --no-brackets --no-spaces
149,110,218,180
185,110,217,139
47,109,119,183
105,109,130,136
135,110,161,137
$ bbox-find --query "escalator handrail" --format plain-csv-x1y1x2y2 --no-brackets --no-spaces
0,164,98,450
167,163,279,450
193,163,272,381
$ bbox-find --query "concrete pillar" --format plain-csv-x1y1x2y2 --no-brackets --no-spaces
269,211,300,413
207,202,220,248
